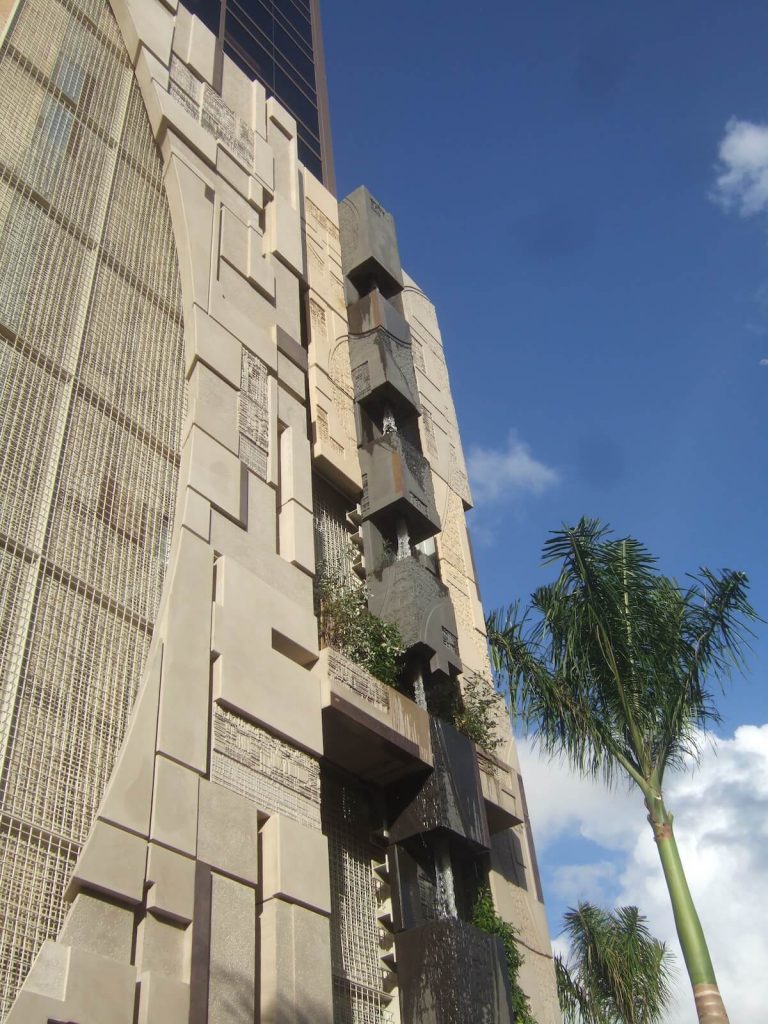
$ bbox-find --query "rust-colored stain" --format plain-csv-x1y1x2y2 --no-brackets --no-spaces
392,451,404,495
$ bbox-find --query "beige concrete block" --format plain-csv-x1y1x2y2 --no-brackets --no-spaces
220,204,249,278
277,352,306,403
181,485,211,541
177,12,216,85
186,361,239,454
111,0,173,65
135,42,169,92
138,971,191,1024
221,56,255,129
253,133,274,191
156,529,213,772
273,258,301,342
164,153,214,326
275,323,308,371
209,872,256,1024
67,820,147,904
210,544,322,735
260,815,330,915
197,779,259,884
217,143,250,200
210,264,278,372
9,940,68,1003
278,423,311,510
249,175,267,211
7,945,137,1024
279,500,314,575
267,373,279,487
150,755,199,856
59,893,135,962
97,640,161,836
146,843,196,923
186,304,242,387
266,96,296,142
184,425,243,521
266,192,303,276
136,914,187,979
248,226,277,299
259,899,333,1024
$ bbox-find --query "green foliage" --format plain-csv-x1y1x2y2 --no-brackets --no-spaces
453,672,505,753
315,568,404,687
472,885,537,1024
555,903,674,1024
487,517,757,793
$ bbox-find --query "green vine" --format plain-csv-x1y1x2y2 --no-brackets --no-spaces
429,673,505,753
473,885,537,1024
315,567,404,687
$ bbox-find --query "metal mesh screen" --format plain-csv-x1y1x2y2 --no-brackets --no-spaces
0,0,185,1010
313,474,353,584
322,775,395,1024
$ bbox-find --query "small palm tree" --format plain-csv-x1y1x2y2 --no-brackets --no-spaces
556,903,674,1024
487,518,757,1024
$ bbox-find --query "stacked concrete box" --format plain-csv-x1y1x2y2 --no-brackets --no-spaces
0,0,561,1020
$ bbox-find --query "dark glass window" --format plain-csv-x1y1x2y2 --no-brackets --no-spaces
193,0,325,182
184,0,222,35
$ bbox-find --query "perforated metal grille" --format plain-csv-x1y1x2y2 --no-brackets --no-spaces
313,474,353,584
0,0,185,1011
323,776,394,1024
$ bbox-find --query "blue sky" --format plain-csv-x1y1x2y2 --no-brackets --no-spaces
324,3,768,1020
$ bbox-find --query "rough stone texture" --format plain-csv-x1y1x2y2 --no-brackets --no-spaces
197,779,260,885
260,813,331,915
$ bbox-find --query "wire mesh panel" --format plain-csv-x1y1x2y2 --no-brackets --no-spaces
0,0,185,1011
322,775,395,1024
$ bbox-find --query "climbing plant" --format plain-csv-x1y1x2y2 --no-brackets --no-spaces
473,885,537,1024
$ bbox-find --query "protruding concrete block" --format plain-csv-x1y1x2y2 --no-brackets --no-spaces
138,971,191,1024
97,641,161,837
181,485,211,541
67,820,147,905
186,361,239,454
198,779,260,885
260,815,330,915
184,425,244,521
59,893,135,962
338,186,403,297
136,914,187,979
165,154,215,323
209,873,256,1024
248,226,277,299
156,529,213,773
279,500,315,575
111,0,174,65
150,755,199,856
186,305,243,388
147,843,196,923
259,899,333,1024
175,10,215,84
266,192,303,276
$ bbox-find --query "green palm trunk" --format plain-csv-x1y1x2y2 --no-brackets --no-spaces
647,797,729,1024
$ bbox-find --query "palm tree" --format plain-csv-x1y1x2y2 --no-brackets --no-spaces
555,902,674,1024
487,518,757,1024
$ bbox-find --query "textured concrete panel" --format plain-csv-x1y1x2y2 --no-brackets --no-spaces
67,820,147,904
150,755,199,856
260,814,331,915
198,779,260,885
184,424,244,521
146,842,196,923
338,186,403,296
185,361,239,454
97,641,162,837
137,971,191,1024
259,899,333,1024
59,893,135,963
136,914,187,979
209,873,256,1024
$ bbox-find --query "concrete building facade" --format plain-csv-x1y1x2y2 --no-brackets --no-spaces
0,0,560,1019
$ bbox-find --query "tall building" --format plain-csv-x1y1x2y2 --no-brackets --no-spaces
0,0,559,1021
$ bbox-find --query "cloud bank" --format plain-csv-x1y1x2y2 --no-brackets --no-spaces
520,725,768,1023
713,118,768,217
467,432,558,504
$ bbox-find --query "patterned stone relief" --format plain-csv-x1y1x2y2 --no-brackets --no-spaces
420,406,437,457
169,56,254,170
211,706,322,830
305,197,340,245
239,349,270,480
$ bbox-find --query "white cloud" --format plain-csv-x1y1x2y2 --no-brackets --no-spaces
522,726,768,1023
759,357,768,366
467,432,558,503
713,118,768,216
